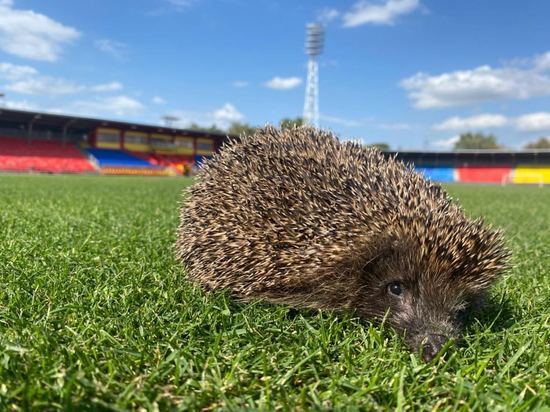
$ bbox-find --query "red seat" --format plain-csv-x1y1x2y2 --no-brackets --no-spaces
457,166,511,183
129,152,193,174
0,136,96,173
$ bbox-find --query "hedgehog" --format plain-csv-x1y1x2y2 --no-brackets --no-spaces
176,126,509,361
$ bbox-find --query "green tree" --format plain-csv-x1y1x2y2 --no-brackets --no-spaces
524,137,550,149
366,142,390,151
280,117,305,129
227,122,258,137
188,123,226,135
454,132,500,150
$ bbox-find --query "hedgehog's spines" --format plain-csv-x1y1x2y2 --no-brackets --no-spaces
177,125,509,314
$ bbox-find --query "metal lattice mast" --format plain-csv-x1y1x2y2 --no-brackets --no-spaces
303,23,324,128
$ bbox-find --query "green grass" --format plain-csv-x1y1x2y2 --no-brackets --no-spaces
0,175,548,411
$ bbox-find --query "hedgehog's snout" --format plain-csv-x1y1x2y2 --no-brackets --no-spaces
395,300,460,362
406,311,463,360
420,334,449,362
404,330,454,362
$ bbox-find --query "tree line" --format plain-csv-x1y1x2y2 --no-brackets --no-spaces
453,133,550,150
187,119,550,151
187,117,305,137
368,133,550,151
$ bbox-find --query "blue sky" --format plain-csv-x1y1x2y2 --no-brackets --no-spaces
1,0,550,149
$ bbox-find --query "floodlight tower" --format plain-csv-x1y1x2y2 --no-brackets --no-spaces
303,23,324,128
162,115,180,128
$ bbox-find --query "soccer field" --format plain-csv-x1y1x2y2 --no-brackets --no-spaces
0,175,548,410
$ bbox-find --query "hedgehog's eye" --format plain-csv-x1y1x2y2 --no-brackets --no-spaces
387,281,403,297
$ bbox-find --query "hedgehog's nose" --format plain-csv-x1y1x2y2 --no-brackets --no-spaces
421,334,448,362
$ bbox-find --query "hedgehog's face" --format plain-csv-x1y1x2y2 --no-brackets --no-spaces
357,243,487,362
378,277,478,362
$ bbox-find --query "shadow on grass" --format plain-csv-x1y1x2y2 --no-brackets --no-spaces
464,293,520,333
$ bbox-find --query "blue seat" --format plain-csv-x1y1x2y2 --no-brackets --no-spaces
87,148,157,168
194,155,212,167
416,167,455,183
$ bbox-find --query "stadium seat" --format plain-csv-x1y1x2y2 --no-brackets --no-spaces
415,167,455,183
0,136,96,173
128,152,193,174
85,148,177,176
513,166,550,185
457,166,512,183
86,148,159,168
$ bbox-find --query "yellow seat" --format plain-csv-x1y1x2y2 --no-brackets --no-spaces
513,167,550,184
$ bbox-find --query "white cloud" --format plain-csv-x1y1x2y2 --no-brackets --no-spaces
232,80,249,88
0,62,37,80
432,111,550,133
401,51,550,109
152,96,166,104
321,59,339,68
434,114,509,131
378,122,412,130
0,1,80,61
317,8,340,24
533,51,550,72
433,135,460,149
5,76,122,96
516,112,550,132
213,103,243,123
320,114,364,127
165,0,195,11
2,98,36,111
265,76,302,90
1,93,145,120
167,103,244,129
343,0,420,27
90,81,123,92
72,95,145,117
0,62,123,95
94,39,127,59
7,77,83,95
147,0,196,16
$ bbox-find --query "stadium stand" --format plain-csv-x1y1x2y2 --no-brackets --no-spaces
416,167,455,183
195,154,213,167
0,108,226,176
128,151,160,165
154,155,193,175
388,150,550,185
0,136,95,173
85,148,176,176
0,108,548,182
86,148,155,168
457,166,512,183
129,152,194,174
512,166,550,185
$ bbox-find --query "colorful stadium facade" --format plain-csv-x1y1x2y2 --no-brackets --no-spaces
0,108,549,183
0,108,228,175
388,151,550,185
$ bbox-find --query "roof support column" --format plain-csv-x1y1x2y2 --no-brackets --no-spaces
62,119,75,147
28,114,41,144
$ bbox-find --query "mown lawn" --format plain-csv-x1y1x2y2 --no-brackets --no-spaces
0,175,548,411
